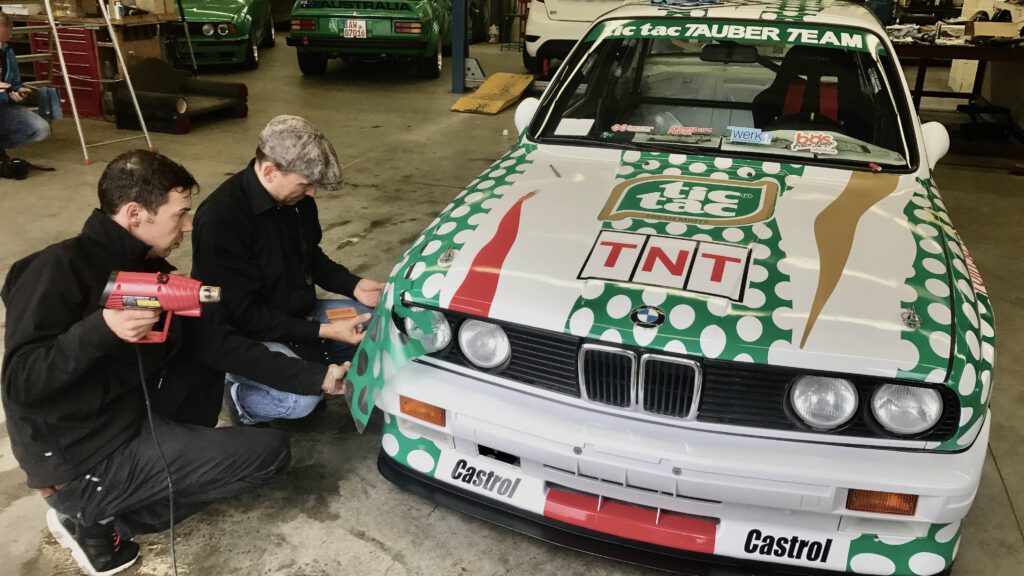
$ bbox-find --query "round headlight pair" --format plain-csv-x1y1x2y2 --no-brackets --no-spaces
404,313,510,369
789,377,942,435
201,23,232,36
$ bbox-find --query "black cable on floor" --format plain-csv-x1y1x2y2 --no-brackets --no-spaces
134,346,178,576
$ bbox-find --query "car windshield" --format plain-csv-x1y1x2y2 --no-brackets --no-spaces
532,18,913,170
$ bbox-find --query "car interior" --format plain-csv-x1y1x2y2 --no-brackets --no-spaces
542,34,909,157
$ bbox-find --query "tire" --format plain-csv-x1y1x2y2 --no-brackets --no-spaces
259,19,276,48
297,51,327,75
522,44,542,74
243,34,259,69
416,41,442,79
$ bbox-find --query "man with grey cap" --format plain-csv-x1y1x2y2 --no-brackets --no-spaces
192,115,384,425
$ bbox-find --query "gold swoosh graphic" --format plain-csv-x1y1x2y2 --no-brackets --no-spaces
800,171,900,349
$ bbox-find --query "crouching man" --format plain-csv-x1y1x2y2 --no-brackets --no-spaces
1,150,349,575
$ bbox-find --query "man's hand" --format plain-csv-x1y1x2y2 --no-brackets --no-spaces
9,87,29,103
322,362,351,395
353,278,385,308
102,308,162,342
318,312,372,344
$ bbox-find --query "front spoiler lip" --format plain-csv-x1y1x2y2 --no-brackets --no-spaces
377,449,856,576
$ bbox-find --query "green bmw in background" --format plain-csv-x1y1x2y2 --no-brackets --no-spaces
167,0,276,69
287,0,452,78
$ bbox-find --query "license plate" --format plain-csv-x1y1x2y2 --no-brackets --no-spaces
343,20,367,39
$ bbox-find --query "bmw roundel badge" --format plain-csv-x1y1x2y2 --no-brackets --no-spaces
631,305,665,328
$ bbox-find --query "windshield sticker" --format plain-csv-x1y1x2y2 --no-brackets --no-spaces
579,230,752,301
728,126,772,145
668,126,714,136
600,175,779,226
791,132,838,155
611,124,654,133
554,118,596,136
590,19,883,55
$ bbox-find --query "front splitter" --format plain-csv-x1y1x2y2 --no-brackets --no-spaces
377,449,859,576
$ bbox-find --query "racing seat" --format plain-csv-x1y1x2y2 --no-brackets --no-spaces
751,46,873,141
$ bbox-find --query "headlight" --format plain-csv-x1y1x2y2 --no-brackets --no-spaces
202,23,215,36
458,320,511,369
789,375,858,430
217,23,231,36
871,384,943,435
403,309,451,353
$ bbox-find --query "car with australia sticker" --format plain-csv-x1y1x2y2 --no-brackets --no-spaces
346,1,994,575
286,0,452,77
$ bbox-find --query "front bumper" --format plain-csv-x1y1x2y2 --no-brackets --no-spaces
378,360,983,575
169,37,248,65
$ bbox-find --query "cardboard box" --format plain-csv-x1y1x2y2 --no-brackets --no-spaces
451,73,534,115
965,22,1021,39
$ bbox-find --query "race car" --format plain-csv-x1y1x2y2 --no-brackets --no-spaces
348,2,994,574
286,0,452,78
165,0,275,69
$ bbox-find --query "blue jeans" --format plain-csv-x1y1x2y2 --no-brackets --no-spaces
227,299,372,424
0,105,50,149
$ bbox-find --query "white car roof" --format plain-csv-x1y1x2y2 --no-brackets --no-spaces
600,0,887,37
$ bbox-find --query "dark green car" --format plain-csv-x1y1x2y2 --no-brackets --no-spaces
286,0,452,78
167,0,276,69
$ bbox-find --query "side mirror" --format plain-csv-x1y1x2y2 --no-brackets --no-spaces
515,97,540,135
921,122,949,171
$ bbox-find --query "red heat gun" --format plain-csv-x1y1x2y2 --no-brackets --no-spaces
101,271,222,343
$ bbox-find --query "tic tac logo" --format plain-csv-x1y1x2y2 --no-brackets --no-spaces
579,230,752,301
743,529,834,564
599,175,779,226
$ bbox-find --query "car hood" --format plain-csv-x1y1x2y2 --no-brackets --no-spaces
402,143,968,382
180,0,246,20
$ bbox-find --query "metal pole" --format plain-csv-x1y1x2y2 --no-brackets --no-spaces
451,0,466,94
173,0,197,74
42,0,89,163
98,0,153,150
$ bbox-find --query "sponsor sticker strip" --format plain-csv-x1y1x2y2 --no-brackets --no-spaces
589,19,883,55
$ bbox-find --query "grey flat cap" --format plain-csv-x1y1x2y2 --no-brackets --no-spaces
257,115,342,190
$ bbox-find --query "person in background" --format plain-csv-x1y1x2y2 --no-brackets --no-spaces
0,10,50,164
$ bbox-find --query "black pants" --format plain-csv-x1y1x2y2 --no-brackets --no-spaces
43,415,290,538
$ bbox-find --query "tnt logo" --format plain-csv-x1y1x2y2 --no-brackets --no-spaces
579,230,752,301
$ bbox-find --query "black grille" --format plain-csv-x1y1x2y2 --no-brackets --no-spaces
642,358,698,418
426,310,960,442
581,348,634,407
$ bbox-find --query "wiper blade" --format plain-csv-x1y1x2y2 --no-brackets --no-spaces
537,134,716,156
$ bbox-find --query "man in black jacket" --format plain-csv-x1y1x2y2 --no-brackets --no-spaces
1,150,351,576
192,115,384,426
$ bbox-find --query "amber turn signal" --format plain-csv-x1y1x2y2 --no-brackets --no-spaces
847,489,918,516
400,396,446,427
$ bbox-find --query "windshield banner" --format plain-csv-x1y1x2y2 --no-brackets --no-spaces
588,19,885,55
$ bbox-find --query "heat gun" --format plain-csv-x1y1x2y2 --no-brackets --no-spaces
101,271,222,343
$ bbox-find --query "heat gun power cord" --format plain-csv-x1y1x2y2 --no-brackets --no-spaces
134,347,179,576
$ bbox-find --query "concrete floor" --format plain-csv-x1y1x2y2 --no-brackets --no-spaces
0,41,1022,576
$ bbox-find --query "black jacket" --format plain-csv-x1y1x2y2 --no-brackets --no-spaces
191,161,361,347
1,210,328,489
